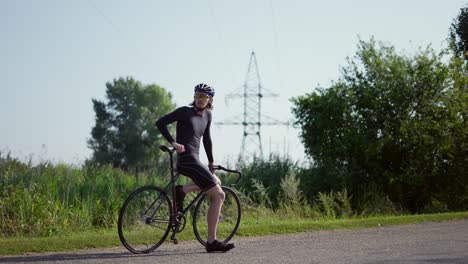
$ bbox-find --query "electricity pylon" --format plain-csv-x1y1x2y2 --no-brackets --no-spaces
217,52,288,163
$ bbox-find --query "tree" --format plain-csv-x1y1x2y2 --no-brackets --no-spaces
449,5,468,61
292,39,468,212
88,77,176,171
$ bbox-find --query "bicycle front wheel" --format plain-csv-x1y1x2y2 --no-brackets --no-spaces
118,186,173,254
193,186,241,246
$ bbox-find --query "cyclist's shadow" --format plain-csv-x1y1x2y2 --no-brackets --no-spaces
0,247,206,263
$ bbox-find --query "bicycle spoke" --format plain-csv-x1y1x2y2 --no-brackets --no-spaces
147,218,171,230
193,186,241,246
118,186,172,254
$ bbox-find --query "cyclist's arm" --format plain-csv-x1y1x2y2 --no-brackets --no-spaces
203,113,214,164
155,108,181,145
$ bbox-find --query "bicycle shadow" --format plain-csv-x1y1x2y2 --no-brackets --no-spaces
0,247,206,263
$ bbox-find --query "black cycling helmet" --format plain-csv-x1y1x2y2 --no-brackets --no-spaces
194,83,215,97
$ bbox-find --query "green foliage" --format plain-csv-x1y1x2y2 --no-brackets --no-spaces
249,178,273,208
292,39,468,212
279,169,304,205
237,154,298,208
3,212,468,255
314,189,353,219
0,153,166,237
449,4,468,60
355,184,400,216
2,151,463,240
0,153,343,239
88,77,176,171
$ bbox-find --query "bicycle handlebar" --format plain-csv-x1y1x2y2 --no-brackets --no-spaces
159,145,175,153
159,145,242,185
210,165,242,185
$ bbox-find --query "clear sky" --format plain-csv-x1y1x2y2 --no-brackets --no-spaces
1,0,466,165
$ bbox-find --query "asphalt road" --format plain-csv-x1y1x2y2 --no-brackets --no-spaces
1,219,467,264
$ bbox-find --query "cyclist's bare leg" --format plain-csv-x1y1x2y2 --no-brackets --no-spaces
204,184,225,243
181,174,221,193
179,174,224,243
181,183,200,193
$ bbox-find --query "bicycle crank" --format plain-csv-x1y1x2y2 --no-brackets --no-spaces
175,213,187,233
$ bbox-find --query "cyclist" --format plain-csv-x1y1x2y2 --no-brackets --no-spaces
155,83,235,253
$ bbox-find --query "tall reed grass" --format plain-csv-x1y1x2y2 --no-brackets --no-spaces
0,152,401,238
0,153,167,237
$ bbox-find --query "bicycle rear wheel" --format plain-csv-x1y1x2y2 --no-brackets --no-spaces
118,186,172,254
192,186,241,246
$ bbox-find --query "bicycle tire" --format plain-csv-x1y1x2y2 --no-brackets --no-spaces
192,186,241,246
118,186,173,254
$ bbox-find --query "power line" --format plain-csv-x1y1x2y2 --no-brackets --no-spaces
87,0,147,65
207,0,237,86
87,0,125,37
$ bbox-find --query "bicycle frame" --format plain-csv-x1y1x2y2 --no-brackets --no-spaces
118,145,243,252
157,145,241,224
158,145,203,221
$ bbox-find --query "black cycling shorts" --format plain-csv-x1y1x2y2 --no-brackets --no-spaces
176,154,217,191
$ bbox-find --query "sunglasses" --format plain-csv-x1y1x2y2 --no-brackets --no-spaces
194,93,210,100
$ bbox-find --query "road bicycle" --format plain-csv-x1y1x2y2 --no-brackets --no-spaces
117,145,242,254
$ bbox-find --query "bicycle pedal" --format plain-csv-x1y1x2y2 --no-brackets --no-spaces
171,235,179,244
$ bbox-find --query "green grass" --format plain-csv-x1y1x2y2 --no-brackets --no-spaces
1,211,467,256
1,155,467,256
